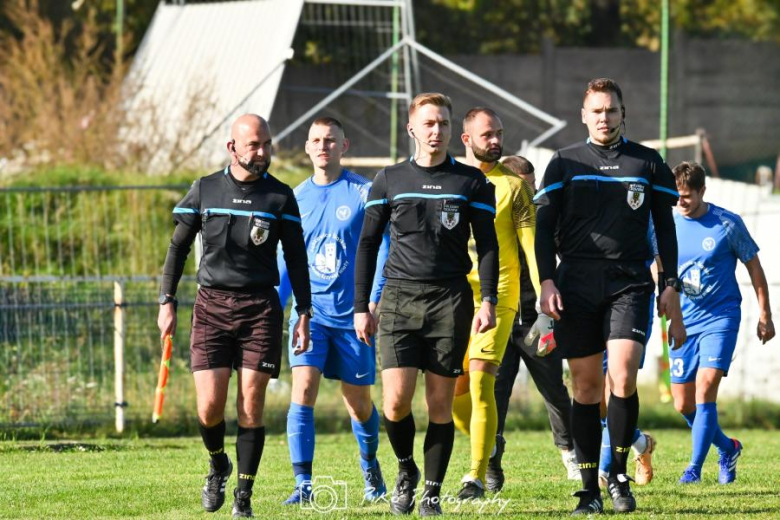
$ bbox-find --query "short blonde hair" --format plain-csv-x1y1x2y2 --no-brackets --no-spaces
409,92,452,118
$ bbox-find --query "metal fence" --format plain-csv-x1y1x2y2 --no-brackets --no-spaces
0,184,196,429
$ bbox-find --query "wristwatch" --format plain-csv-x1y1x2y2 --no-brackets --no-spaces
482,296,498,305
297,307,314,318
158,294,178,306
665,277,682,292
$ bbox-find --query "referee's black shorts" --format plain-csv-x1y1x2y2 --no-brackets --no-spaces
378,277,473,377
554,259,653,359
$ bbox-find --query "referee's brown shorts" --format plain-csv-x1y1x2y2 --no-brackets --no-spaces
190,287,283,377
378,277,473,377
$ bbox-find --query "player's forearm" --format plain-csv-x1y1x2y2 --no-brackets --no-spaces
472,215,499,299
280,225,312,311
534,205,558,282
160,222,198,295
354,217,385,312
517,226,541,297
651,204,679,279
746,257,772,319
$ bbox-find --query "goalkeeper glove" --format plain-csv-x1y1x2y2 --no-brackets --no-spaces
524,312,556,357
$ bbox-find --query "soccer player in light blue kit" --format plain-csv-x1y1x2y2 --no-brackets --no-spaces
277,117,390,504
670,161,775,484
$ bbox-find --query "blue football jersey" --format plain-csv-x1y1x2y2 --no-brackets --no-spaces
675,203,759,334
278,170,389,329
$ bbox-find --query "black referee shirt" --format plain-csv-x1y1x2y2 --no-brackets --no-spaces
354,155,499,312
534,138,679,282
169,166,310,309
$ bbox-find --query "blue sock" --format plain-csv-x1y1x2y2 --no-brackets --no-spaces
711,422,735,456
287,402,315,486
690,403,719,468
631,428,641,444
683,408,732,456
599,419,612,474
352,405,380,471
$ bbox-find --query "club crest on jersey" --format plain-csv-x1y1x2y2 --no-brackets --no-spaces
627,183,645,210
336,205,351,221
250,218,270,245
441,203,460,230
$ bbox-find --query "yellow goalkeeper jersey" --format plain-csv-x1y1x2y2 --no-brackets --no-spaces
468,162,540,310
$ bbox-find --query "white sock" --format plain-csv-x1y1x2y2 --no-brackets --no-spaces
632,433,648,455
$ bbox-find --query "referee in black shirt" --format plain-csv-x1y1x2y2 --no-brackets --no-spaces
535,79,686,515
157,114,311,518
354,93,499,516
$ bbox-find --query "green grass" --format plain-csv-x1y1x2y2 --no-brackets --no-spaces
1,429,778,518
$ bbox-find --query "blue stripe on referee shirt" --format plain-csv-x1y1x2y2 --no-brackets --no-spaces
204,208,277,219
571,175,649,184
393,193,468,201
653,185,679,197
533,181,565,201
469,202,496,214
173,207,199,214
365,198,388,208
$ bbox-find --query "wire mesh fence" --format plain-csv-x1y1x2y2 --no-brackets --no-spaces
0,184,198,429
0,279,196,427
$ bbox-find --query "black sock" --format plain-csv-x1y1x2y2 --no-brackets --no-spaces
199,420,229,472
571,400,602,493
236,426,265,493
607,391,639,477
423,421,454,500
384,413,417,474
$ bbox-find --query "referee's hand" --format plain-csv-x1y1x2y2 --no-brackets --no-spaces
292,314,311,356
157,303,177,338
659,286,687,349
354,312,376,346
539,280,563,321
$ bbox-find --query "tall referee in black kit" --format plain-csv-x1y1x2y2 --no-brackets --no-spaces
535,79,686,515
157,114,311,519
355,93,498,517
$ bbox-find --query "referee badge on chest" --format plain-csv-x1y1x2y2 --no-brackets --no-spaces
441,202,460,230
250,217,270,245
627,183,645,210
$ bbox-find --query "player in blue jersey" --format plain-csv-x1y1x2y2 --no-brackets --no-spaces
277,117,390,505
671,161,775,484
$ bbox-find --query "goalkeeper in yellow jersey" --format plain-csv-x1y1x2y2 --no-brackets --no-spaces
452,107,550,499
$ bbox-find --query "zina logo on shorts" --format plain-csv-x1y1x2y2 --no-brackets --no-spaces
626,183,645,210
250,218,270,245
441,203,460,230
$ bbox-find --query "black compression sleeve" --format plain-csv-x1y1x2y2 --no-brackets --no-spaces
354,213,385,313
651,203,678,279
280,221,311,312
160,222,199,296
534,201,559,282
471,214,499,299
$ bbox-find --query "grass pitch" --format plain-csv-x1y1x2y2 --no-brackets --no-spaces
1,429,778,519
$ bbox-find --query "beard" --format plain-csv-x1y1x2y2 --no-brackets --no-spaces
472,144,502,163
239,156,270,176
